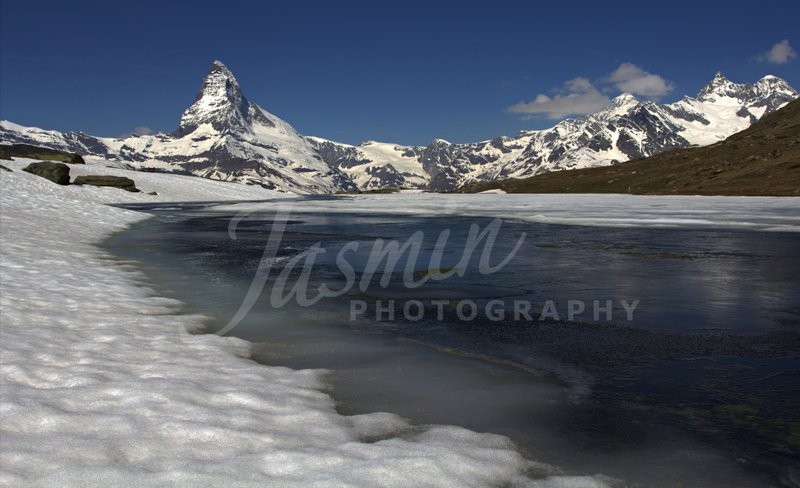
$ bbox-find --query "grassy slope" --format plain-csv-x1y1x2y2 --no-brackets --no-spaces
462,98,800,196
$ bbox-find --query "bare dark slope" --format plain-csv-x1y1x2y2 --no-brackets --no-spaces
461,98,800,196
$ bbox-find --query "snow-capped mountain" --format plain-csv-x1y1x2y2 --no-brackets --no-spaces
0,61,356,193
1,64,796,193
308,72,797,191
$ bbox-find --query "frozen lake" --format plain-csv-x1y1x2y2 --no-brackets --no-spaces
108,194,800,487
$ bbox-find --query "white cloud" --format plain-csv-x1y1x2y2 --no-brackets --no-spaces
507,77,611,119
120,126,155,138
608,63,674,98
507,63,675,120
759,39,797,65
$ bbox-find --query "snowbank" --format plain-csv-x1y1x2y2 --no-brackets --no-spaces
0,159,610,487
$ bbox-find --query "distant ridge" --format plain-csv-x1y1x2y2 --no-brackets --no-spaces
309,71,797,190
460,98,800,196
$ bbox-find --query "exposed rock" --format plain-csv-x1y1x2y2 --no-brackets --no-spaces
73,175,139,192
0,164,12,172
148,191,158,195
0,144,85,164
22,161,70,185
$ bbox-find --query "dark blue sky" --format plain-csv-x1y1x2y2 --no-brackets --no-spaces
1,0,798,146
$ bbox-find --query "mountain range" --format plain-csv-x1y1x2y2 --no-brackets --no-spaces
1,61,796,193
462,97,800,196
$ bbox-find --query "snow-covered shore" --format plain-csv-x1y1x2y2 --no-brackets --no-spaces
0,159,609,487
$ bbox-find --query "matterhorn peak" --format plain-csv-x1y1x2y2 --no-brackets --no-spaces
177,60,252,136
211,59,230,70
196,60,243,104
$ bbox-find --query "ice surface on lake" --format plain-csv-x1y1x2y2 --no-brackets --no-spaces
215,192,800,233
0,159,615,487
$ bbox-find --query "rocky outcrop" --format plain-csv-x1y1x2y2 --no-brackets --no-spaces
73,175,139,192
22,161,70,185
0,144,85,164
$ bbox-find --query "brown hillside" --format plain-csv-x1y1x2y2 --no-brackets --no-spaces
462,98,800,196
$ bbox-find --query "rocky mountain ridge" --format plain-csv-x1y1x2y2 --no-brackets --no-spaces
1,62,795,192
